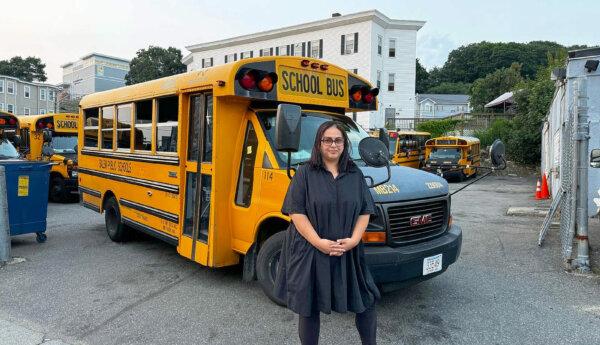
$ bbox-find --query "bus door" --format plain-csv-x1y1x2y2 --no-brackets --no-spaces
179,92,213,266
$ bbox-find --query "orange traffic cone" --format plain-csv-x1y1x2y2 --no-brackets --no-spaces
540,173,550,199
535,178,542,199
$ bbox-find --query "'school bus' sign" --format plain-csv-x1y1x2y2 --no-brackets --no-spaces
278,66,346,101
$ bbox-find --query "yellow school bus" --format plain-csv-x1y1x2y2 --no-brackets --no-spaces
389,131,431,168
18,113,79,201
424,136,480,181
78,56,462,303
0,111,21,159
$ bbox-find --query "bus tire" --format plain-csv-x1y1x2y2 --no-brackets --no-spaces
49,176,67,202
256,231,286,306
104,197,128,242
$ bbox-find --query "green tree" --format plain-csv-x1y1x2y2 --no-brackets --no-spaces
415,58,430,93
125,46,187,85
416,118,463,138
439,41,565,83
426,82,471,94
0,56,47,82
469,63,523,110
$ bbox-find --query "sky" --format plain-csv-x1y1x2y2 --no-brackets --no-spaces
1,0,598,84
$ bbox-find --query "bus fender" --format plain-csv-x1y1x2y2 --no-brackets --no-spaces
242,242,258,282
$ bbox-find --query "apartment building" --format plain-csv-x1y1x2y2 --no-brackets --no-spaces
61,53,130,99
0,75,60,115
183,10,424,129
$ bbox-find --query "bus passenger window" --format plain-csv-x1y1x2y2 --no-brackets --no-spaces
157,96,178,153
134,100,152,151
117,104,132,150
235,122,258,207
84,108,99,148
101,106,114,150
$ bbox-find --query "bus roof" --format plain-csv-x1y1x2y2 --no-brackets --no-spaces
396,131,430,136
80,56,377,112
426,135,480,145
19,113,79,132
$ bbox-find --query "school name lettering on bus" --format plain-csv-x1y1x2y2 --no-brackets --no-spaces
56,120,77,129
279,67,345,100
99,159,132,173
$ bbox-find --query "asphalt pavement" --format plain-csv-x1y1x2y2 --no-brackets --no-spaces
1,175,600,345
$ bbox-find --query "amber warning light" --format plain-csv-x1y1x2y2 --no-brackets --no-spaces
350,86,379,105
237,69,278,92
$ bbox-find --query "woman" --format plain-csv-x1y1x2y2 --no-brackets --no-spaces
274,121,381,345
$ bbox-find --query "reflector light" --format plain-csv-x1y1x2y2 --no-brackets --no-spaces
310,62,319,69
47,123,54,129
239,71,257,90
37,122,44,129
0,119,5,125
363,93,374,104
389,132,398,138
362,231,386,243
301,59,310,67
319,64,329,71
352,90,362,102
8,118,16,125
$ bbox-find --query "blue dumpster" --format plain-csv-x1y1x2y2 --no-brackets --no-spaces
0,161,51,243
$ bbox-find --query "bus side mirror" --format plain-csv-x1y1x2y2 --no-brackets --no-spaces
377,128,390,150
275,104,302,152
490,139,506,169
43,129,52,143
591,149,600,168
358,137,391,188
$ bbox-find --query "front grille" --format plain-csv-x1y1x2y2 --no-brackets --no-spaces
385,198,448,244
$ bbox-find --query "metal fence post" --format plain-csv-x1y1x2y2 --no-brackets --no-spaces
573,78,591,272
0,166,10,265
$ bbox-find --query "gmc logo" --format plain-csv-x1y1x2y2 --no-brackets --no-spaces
410,214,432,226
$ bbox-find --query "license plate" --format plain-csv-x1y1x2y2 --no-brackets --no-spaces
423,254,442,275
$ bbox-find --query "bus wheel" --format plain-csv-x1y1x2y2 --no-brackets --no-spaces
256,231,286,306
49,176,66,202
104,197,128,242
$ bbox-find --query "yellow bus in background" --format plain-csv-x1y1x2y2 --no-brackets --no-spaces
0,111,21,158
424,136,480,181
78,56,462,303
19,113,79,201
389,131,430,169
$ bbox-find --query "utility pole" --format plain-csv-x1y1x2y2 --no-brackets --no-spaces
0,166,10,266
573,79,591,273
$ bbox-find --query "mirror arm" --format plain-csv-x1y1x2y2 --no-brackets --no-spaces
450,169,495,196
369,161,392,188
286,152,296,180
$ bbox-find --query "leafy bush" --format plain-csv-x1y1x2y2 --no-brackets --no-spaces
474,119,512,147
416,119,463,138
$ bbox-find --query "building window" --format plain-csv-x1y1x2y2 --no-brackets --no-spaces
40,89,47,101
293,43,303,57
309,40,322,58
276,45,288,56
7,81,15,94
347,68,358,74
7,104,14,113
260,48,272,57
49,90,55,101
377,70,381,89
225,53,236,63
0,80,3,93
341,33,358,55
0,103,3,110
240,51,253,59
202,58,213,68
24,86,30,98
389,39,396,58
377,35,382,55
388,73,395,92
40,108,46,114
24,107,30,115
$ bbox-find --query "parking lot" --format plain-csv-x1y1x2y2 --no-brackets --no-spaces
1,175,600,345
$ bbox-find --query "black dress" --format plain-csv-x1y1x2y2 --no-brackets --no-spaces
274,163,381,317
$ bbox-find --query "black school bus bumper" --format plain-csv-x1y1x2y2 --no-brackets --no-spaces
364,224,462,288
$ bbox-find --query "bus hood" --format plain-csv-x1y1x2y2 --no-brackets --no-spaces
359,165,449,203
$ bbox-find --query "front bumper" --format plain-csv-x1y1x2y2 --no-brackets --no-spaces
364,224,462,287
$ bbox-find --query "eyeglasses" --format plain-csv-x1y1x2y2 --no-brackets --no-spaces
321,137,344,146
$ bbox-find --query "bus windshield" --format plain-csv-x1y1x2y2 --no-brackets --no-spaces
257,110,369,167
0,138,19,159
51,134,78,153
429,148,461,160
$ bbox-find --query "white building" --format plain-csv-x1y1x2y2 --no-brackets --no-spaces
183,10,424,129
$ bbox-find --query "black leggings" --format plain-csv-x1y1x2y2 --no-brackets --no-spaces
298,305,377,345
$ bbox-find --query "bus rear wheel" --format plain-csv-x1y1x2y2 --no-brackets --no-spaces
104,196,128,242
256,231,286,306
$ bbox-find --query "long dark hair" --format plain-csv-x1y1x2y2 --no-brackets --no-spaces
309,121,353,172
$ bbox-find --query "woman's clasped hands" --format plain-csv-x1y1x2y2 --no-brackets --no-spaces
315,237,360,256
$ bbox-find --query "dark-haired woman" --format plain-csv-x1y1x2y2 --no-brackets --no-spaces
274,121,380,345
